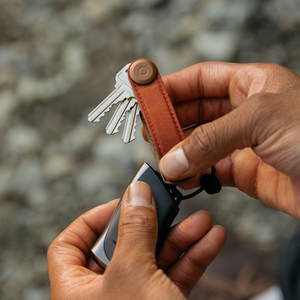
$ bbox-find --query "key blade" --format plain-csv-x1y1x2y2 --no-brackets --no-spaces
87,62,140,144
122,103,140,143
106,98,137,135
88,63,134,123
88,86,129,123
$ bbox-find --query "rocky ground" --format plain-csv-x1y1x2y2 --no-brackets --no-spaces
0,0,300,299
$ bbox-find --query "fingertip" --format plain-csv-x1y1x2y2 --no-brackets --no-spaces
141,126,148,142
116,182,158,261
210,225,227,247
213,224,226,231
189,210,212,226
160,147,189,179
172,210,213,245
125,181,154,207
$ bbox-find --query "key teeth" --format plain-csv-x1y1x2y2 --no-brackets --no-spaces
111,111,126,134
88,113,103,123
106,114,125,135
130,113,139,141
89,103,117,123
87,85,126,123
123,123,137,144
87,63,136,140
105,99,137,135
122,105,140,143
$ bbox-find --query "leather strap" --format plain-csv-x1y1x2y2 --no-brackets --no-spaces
128,59,184,164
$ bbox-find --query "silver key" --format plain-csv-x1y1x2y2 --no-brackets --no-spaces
88,64,134,123
105,97,137,135
122,103,140,143
88,63,140,143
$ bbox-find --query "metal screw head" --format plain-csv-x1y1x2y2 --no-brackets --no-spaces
129,59,157,84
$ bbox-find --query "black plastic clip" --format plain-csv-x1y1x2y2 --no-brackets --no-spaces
181,166,221,200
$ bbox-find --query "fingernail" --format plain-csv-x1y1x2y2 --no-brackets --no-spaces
189,210,210,222
213,225,225,230
127,182,153,207
160,148,189,177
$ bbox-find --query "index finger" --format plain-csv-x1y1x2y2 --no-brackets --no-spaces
162,62,247,104
47,200,118,273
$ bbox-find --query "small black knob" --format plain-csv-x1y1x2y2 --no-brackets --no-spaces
200,173,222,195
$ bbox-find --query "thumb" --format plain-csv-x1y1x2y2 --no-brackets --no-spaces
159,99,260,181
113,181,158,266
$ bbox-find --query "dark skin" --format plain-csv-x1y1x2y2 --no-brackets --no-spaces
48,61,300,299
48,182,226,300
159,62,300,219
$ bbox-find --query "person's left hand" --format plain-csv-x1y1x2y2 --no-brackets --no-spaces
48,182,226,300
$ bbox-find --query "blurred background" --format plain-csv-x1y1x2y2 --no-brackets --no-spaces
0,0,300,299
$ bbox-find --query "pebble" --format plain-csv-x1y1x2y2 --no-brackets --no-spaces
0,90,18,128
192,31,238,61
4,126,42,156
43,153,75,179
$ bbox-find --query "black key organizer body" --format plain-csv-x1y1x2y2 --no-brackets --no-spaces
91,163,221,268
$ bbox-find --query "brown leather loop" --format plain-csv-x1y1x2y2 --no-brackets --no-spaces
128,58,184,165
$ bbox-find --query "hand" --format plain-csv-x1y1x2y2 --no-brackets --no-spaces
158,62,300,219
48,182,226,300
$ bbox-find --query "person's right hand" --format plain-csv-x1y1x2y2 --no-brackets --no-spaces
48,182,226,300
158,62,300,219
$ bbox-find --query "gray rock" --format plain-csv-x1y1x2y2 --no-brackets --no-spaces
4,126,42,156
43,153,75,179
192,31,238,61
0,90,18,128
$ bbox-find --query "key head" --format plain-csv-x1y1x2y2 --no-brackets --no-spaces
87,64,134,123
114,63,132,89
129,59,157,84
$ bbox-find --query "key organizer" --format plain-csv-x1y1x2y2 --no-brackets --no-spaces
90,59,221,268
127,59,185,164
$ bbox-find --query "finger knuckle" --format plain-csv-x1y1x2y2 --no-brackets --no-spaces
249,62,282,75
47,241,55,258
261,63,286,74
119,209,157,236
249,92,277,117
250,63,297,91
47,240,63,260
191,123,217,155
243,93,283,145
